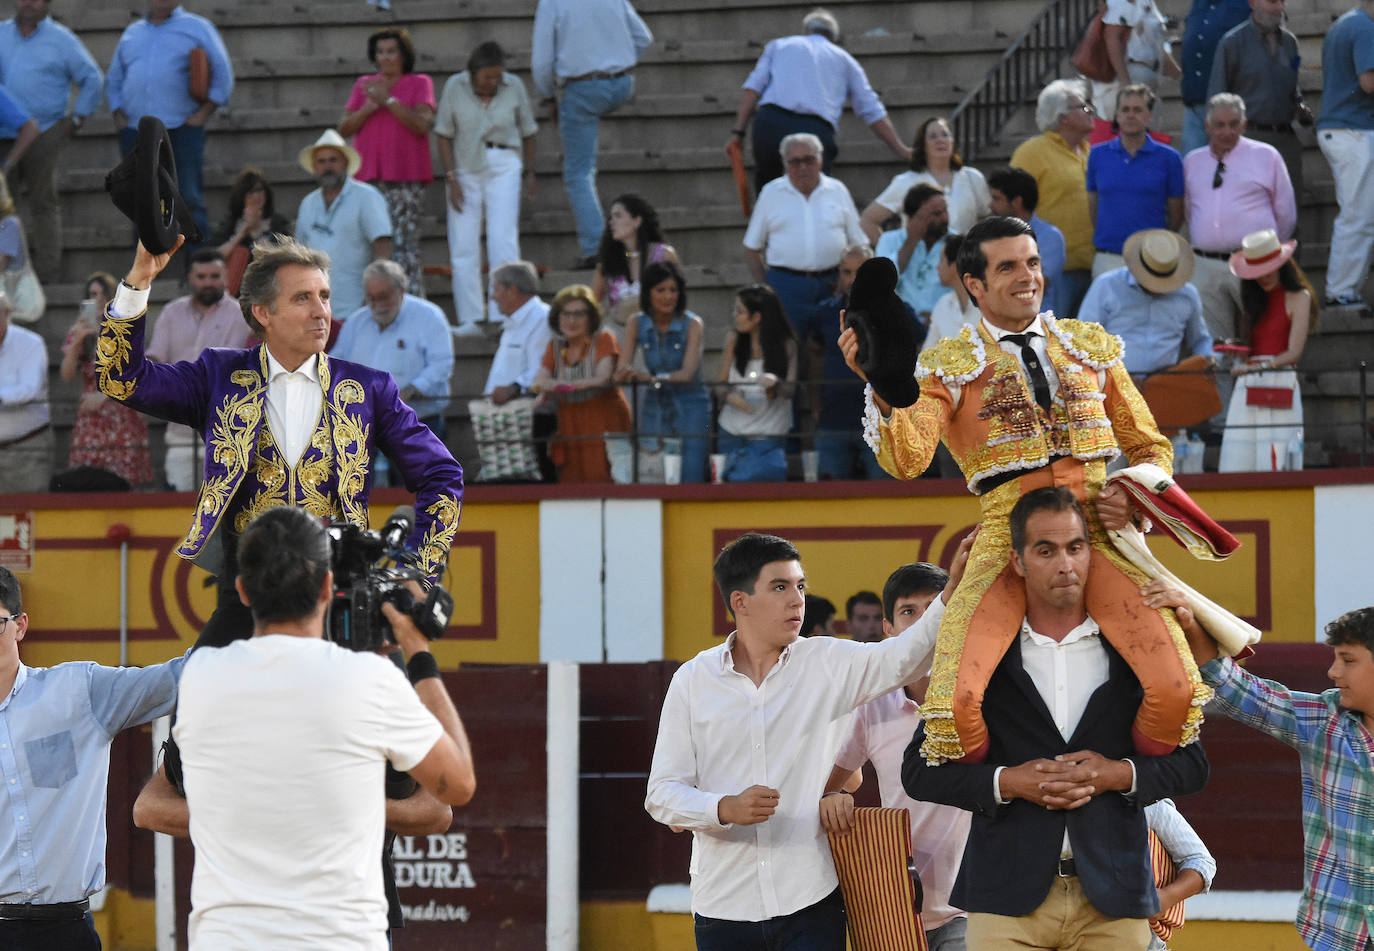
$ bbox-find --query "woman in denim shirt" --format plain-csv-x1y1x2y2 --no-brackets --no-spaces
615,260,710,482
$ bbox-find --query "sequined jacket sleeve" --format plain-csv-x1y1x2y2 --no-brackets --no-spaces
870,382,954,480
368,369,464,585
1102,360,1173,472
94,301,214,430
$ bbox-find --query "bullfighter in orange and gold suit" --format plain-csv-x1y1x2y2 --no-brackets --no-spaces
842,219,1210,765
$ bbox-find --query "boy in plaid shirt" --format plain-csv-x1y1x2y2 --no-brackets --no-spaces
1148,581,1374,951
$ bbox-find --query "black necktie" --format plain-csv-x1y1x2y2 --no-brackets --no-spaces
1003,332,1052,415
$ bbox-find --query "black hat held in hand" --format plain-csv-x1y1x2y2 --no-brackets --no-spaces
105,116,203,255
846,256,919,408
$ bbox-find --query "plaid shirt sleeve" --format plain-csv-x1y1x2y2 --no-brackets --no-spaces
1200,656,1330,749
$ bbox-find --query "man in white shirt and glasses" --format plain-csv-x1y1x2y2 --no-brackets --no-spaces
646,530,971,950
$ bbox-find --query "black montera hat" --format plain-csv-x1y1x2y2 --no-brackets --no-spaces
845,256,919,408
104,116,203,254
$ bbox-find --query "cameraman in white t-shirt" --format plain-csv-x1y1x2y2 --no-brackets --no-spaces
170,506,475,951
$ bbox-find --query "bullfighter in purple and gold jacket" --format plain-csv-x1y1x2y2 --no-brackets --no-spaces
94,237,462,643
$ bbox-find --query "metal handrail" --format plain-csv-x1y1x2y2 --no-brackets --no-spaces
949,0,1099,161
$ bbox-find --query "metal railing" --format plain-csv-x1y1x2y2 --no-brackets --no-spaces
949,0,1099,162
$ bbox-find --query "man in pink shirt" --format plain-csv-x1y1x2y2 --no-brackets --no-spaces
821,561,971,951
145,246,252,491
1183,92,1296,340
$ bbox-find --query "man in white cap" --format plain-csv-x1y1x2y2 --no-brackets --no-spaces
294,129,393,319
1078,229,1213,378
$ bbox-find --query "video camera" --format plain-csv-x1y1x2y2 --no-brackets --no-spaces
326,506,454,652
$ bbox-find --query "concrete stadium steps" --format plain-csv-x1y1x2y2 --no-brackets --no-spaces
34,0,1374,472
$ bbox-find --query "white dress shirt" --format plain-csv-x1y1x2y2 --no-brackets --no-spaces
264,350,323,468
646,597,946,922
0,323,49,438
483,295,552,393
743,173,866,272
927,291,980,344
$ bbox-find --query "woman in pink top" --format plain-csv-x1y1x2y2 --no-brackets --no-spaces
339,28,435,296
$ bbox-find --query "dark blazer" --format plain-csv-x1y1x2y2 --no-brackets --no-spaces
902,634,1209,920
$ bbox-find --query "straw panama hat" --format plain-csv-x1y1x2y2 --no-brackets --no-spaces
1122,229,1194,294
298,129,362,178
1228,229,1297,280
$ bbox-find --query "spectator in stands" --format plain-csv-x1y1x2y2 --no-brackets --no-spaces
532,0,652,268
485,261,552,404
861,116,990,243
615,260,710,483
823,562,971,949
1207,0,1313,200
987,167,1067,318
1012,79,1096,316
295,130,393,320
1219,229,1311,472
1091,0,1178,117
928,234,980,343
0,0,102,281
805,243,912,480
106,0,233,243
1184,92,1296,340
843,589,884,643
332,259,455,485
592,193,679,332
532,285,631,483
485,260,555,482
0,171,31,297
876,184,950,323
800,594,837,638
714,284,797,483
1316,0,1374,308
339,28,435,297
0,287,48,491
1174,596,1374,951
729,8,911,193
1079,229,1213,378
436,40,539,334
1144,798,1216,951
1180,0,1252,155
213,168,292,298
1086,85,1184,277
60,272,153,488
744,133,866,336
146,247,251,491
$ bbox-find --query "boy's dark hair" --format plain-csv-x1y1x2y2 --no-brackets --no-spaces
957,215,1037,286
942,233,963,266
0,566,20,615
881,563,948,622
800,595,836,637
902,183,944,217
1325,607,1374,654
713,533,800,617
845,590,881,619
987,166,1040,214
237,507,332,625
1009,486,1087,554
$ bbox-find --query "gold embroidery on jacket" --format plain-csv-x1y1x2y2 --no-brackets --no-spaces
416,495,462,581
93,310,139,401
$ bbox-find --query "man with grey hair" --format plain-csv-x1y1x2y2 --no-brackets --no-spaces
1183,92,1295,339
96,235,463,648
332,258,455,485
743,132,866,336
484,260,551,405
1011,78,1096,315
728,7,911,191
0,288,51,492
1207,0,1312,199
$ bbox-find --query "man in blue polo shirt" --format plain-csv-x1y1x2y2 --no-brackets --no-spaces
1086,85,1184,278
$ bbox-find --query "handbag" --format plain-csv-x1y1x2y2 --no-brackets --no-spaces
224,243,251,297
1246,385,1294,409
1071,8,1116,83
4,221,44,324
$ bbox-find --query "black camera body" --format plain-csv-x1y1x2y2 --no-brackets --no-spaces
326,507,453,652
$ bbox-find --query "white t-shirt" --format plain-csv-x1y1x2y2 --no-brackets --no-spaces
175,635,444,951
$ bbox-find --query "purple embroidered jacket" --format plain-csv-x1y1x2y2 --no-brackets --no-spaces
94,304,463,584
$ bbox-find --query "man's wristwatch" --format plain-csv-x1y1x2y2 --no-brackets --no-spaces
509,382,522,396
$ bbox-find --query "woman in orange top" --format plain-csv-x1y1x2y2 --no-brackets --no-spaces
533,286,632,483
